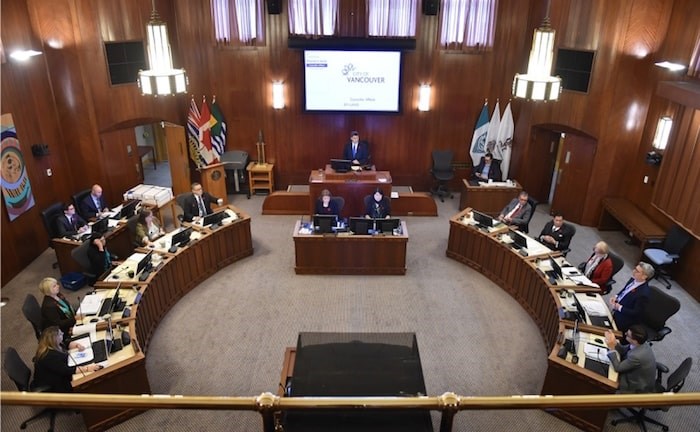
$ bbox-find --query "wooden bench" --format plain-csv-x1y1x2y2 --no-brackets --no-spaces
598,197,666,250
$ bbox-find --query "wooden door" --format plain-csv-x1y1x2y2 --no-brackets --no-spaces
163,123,191,196
550,134,597,224
99,128,141,204
525,127,559,203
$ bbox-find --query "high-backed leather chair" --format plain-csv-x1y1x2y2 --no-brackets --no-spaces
521,197,539,234
72,188,92,220
175,192,190,225
71,239,98,285
40,202,64,268
430,150,454,202
640,285,681,345
21,294,43,340
602,252,625,295
643,225,691,289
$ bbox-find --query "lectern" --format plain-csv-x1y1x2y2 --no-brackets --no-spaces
198,163,227,203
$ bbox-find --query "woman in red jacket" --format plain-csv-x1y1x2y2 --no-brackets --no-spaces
581,241,613,289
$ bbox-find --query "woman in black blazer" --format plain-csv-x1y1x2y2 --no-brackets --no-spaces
39,277,79,335
315,189,340,216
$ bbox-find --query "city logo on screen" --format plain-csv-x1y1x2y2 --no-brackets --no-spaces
342,63,386,84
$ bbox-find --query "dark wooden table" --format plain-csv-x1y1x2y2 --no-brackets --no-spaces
308,166,392,218
459,179,522,216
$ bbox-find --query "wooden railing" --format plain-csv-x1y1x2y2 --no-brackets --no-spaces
2,391,699,432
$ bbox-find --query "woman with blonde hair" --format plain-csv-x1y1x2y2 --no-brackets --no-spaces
39,277,80,336
32,326,102,392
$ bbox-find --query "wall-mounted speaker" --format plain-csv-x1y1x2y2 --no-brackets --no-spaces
645,151,662,166
267,0,282,15
422,0,439,16
31,143,50,157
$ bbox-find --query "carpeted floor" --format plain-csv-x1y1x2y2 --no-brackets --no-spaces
1,193,698,432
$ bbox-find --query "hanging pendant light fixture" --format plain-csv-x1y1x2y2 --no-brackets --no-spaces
138,0,188,96
512,0,562,101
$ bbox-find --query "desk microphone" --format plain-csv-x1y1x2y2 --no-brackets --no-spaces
67,352,87,378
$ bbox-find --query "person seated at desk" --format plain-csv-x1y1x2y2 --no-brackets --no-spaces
342,130,370,166
604,325,657,393
134,208,165,247
87,232,115,278
579,241,613,287
182,182,224,222
32,326,102,393
365,189,391,219
537,213,575,252
39,277,80,339
56,203,88,238
472,152,502,182
315,189,340,216
497,191,531,231
80,184,109,220
609,262,653,332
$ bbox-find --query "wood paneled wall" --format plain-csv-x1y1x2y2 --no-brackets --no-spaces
2,0,700,296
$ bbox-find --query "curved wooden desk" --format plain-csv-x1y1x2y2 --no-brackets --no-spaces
446,208,618,432
71,206,253,431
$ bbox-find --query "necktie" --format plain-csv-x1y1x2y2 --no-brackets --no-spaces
353,144,357,158
70,216,76,230
197,196,206,216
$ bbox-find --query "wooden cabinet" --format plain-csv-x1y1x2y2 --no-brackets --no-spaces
247,162,274,194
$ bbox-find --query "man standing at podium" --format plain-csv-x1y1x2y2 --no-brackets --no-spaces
183,182,224,222
342,131,370,166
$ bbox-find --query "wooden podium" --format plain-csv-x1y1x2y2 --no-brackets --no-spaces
199,163,227,202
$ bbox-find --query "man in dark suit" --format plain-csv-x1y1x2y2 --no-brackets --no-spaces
80,184,109,219
537,213,575,251
605,325,657,393
609,262,653,332
56,203,88,238
182,182,223,222
498,191,532,232
473,152,503,182
342,131,371,166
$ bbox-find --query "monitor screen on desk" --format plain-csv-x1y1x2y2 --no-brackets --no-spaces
472,210,494,227
171,227,193,247
313,214,338,234
119,200,139,219
92,217,109,234
510,230,528,249
203,210,227,227
375,218,400,233
107,285,121,315
349,217,372,235
136,250,153,276
330,159,352,173
550,258,563,280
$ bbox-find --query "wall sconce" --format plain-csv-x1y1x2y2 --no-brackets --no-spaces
272,82,285,109
418,84,431,111
652,116,672,150
654,61,686,72
9,49,42,62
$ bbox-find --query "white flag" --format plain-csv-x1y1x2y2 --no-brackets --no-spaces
485,100,500,157
469,103,490,166
495,101,514,179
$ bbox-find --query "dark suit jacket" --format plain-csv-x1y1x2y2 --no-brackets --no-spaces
32,349,76,393
365,196,391,219
80,194,108,220
538,221,575,251
315,199,340,216
182,192,220,222
87,244,112,277
499,198,532,229
607,342,657,393
473,157,503,181
342,141,371,165
55,214,87,237
612,280,651,331
41,294,76,334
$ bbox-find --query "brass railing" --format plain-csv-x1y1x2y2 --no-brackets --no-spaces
3,391,700,432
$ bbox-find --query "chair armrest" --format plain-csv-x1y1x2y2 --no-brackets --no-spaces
655,327,672,340
656,362,669,374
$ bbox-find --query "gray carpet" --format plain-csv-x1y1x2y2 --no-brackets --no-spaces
2,194,698,432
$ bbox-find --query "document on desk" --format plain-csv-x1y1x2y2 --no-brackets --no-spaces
67,335,95,366
80,293,106,315
580,299,608,317
584,343,610,363
72,323,98,342
568,275,599,288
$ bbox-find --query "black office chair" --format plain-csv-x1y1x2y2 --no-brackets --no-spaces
520,197,539,234
429,150,454,202
175,192,190,224
603,252,625,295
561,224,576,257
125,214,140,247
3,347,60,431
643,225,691,289
40,202,64,269
611,357,692,431
22,294,44,340
71,240,98,286
640,285,680,345
71,188,91,220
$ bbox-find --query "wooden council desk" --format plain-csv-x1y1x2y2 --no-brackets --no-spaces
52,223,134,275
69,205,253,431
459,179,522,216
447,208,618,432
309,166,392,218
293,220,408,275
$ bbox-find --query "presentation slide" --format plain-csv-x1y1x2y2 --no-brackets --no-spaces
304,50,402,112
